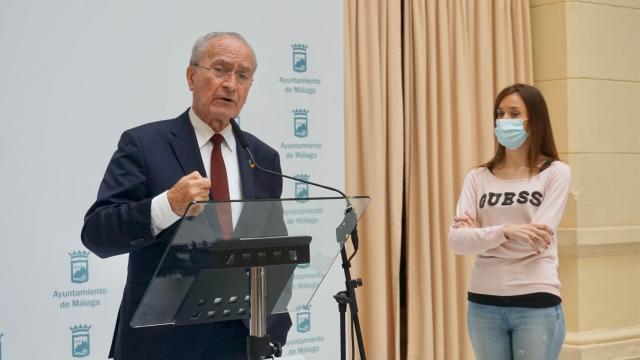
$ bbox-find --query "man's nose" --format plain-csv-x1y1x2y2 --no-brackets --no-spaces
221,75,238,91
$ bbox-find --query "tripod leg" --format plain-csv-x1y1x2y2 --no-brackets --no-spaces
339,302,347,360
349,302,366,360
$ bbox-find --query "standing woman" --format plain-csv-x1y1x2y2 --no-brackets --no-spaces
449,83,571,360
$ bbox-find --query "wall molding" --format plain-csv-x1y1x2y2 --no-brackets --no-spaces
558,226,640,257
565,325,640,346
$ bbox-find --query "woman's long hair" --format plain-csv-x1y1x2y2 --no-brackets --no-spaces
483,83,559,174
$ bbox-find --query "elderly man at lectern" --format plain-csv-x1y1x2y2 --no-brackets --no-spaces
81,31,291,360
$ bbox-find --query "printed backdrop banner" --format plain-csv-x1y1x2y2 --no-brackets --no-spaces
0,1,344,359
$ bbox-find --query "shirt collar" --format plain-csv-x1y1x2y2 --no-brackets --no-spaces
189,108,236,153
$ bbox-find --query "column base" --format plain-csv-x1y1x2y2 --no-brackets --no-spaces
561,326,640,360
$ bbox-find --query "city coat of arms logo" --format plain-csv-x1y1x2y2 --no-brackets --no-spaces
70,325,91,358
294,174,310,202
293,109,309,138
69,251,89,284
291,44,308,73
296,308,311,333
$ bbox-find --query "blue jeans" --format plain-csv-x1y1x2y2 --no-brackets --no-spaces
467,302,565,360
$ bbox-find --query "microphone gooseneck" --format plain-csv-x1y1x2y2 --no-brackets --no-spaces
230,119,347,198
230,118,358,252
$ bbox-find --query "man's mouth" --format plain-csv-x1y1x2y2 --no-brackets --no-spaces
213,96,234,104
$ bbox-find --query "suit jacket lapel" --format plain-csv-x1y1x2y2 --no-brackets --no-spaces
233,127,256,200
233,125,257,238
169,110,207,178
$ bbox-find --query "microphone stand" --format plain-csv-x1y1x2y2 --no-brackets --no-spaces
334,220,366,360
231,120,367,360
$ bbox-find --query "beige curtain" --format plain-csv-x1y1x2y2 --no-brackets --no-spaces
344,0,404,359
345,0,533,359
403,0,532,358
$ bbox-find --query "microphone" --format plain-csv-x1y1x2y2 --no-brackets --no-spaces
230,119,359,251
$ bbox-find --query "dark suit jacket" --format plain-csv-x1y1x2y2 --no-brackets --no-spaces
81,109,292,360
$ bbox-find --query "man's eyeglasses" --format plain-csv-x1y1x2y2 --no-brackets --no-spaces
193,63,253,86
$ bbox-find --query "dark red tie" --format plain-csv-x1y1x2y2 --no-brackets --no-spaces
210,134,232,239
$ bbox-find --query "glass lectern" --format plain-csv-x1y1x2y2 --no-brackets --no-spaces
130,196,370,359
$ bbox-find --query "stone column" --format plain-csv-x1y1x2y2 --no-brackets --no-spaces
531,1,640,359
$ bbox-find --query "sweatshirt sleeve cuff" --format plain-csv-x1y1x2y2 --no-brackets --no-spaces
490,224,509,246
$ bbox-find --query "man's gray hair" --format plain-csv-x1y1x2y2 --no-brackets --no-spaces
189,32,257,71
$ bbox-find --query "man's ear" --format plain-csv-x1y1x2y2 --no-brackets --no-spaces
186,66,195,91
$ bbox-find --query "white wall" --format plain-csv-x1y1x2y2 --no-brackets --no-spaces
0,1,343,359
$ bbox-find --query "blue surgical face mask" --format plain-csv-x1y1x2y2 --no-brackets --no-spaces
495,119,528,150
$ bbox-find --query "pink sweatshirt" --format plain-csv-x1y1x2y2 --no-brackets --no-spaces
448,161,571,297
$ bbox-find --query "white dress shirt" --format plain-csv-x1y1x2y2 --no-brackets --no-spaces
150,109,243,235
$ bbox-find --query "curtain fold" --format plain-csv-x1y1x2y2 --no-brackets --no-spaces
345,0,533,359
344,0,404,359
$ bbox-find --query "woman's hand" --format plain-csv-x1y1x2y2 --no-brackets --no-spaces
453,212,477,229
502,224,554,252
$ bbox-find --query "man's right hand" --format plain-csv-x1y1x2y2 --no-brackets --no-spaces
167,171,211,216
